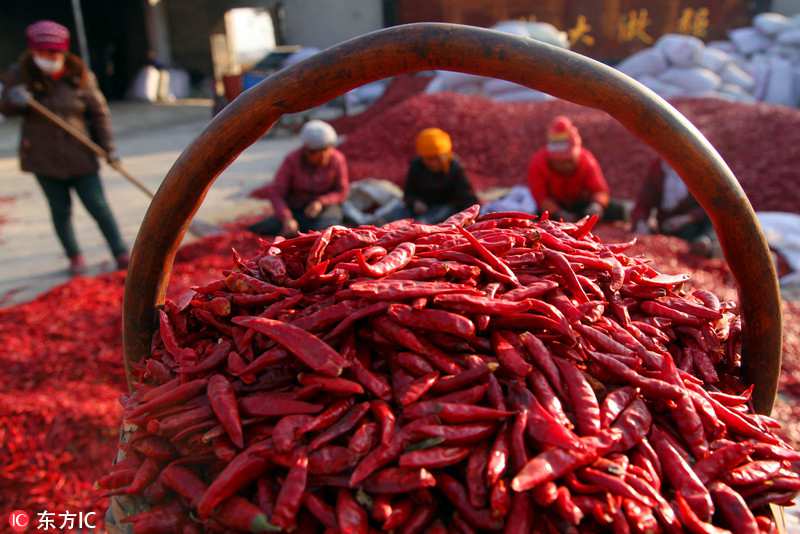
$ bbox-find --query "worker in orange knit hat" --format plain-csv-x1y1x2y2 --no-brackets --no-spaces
400,128,478,224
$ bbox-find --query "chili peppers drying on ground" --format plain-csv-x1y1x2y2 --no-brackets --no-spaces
107,210,800,531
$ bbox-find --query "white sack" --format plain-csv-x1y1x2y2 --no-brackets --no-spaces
707,41,737,54
754,13,793,36
764,56,796,106
698,48,733,73
656,34,704,67
720,62,756,91
729,27,773,55
617,48,669,78
776,28,800,46
658,67,721,93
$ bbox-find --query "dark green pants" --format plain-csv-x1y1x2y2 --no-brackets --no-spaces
35,174,127,258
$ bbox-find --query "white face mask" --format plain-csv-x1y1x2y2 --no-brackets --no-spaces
33,55,64,75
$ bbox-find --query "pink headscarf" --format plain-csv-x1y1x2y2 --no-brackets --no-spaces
26,20,70,52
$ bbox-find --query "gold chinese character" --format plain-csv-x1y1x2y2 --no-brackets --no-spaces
677,7,710,38
568,15,596,46
618,9,654,44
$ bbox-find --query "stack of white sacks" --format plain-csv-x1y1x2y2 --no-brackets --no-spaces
425,21,568,102
617,12,800,107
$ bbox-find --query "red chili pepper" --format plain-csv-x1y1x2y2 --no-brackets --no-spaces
366,399,395,448
490,330,532,377
403,402,513,424
348,421,378,456
431,383,488,405
239,393,323,418
708,481,760,534
437,473,503,531
527,370,572,429
488,479,510,519
127,378,208,420
348,279,481,300
674,492,729,534
147,404,214,436
308,402,370,451
298,399,353,434
303,491,338,529
431,363,496,394
131,436,177,461
120,501,185,533
554,358,601,436
233,316,347,377
272,449,309,530
206,374,244,448
372,316,462,375
396,351,436,376
298,373,365,396
357,242,415,277
398,445,470,468
197,440,272,518
396,372,438,406
416,423,497,446
363,466,437,494
269,415,313,454
308,445,360,475
337,489,369,534
587,351,683,401
599,387,637,429
349,358,392,401
650,426,714,521
388,304,476,339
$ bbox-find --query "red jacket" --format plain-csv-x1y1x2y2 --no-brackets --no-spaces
527,148,609,209
265,148,349,220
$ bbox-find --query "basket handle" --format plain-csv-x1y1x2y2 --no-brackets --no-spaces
123,23,782,413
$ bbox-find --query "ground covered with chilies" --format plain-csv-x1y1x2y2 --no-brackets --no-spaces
0,233,261,523
108,208,799,533
2,221,800,531
336,94,800,214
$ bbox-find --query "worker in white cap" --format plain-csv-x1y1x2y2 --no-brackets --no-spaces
250,120,349,236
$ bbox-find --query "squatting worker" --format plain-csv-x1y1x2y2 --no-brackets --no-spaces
397,127,478,224
630,158,716,257
0,20,128,275
527,116,626,222
250,120,349,236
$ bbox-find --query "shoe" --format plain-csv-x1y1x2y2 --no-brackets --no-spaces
115,252,130,270
69,255,87,276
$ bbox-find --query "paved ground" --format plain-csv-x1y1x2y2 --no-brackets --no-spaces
0,100,297,304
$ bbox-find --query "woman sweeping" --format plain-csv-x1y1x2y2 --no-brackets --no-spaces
1,20,128,275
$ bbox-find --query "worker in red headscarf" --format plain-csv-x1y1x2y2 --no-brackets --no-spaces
527,116,626,222
1,20,128,275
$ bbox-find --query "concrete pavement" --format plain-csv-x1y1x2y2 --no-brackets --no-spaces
0,100,298,304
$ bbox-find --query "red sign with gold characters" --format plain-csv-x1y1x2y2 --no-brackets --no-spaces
394,0,750,61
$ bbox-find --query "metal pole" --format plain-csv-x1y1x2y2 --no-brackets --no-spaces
70,0,91,66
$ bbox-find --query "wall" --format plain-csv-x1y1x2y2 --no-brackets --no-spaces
393,0,751,62
773,0,800,15
282,0,384,48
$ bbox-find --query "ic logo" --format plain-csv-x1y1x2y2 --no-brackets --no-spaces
9,510,29,532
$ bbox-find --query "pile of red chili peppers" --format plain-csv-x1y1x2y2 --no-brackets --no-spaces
108,206,799,533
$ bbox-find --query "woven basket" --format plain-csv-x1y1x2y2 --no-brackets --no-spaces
108,22,786,532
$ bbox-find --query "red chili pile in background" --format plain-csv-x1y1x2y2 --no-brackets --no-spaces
101,207,799,533
324,94,800,214
329,75,432,136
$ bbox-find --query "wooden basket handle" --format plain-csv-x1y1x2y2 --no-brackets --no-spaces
123,23,782,413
